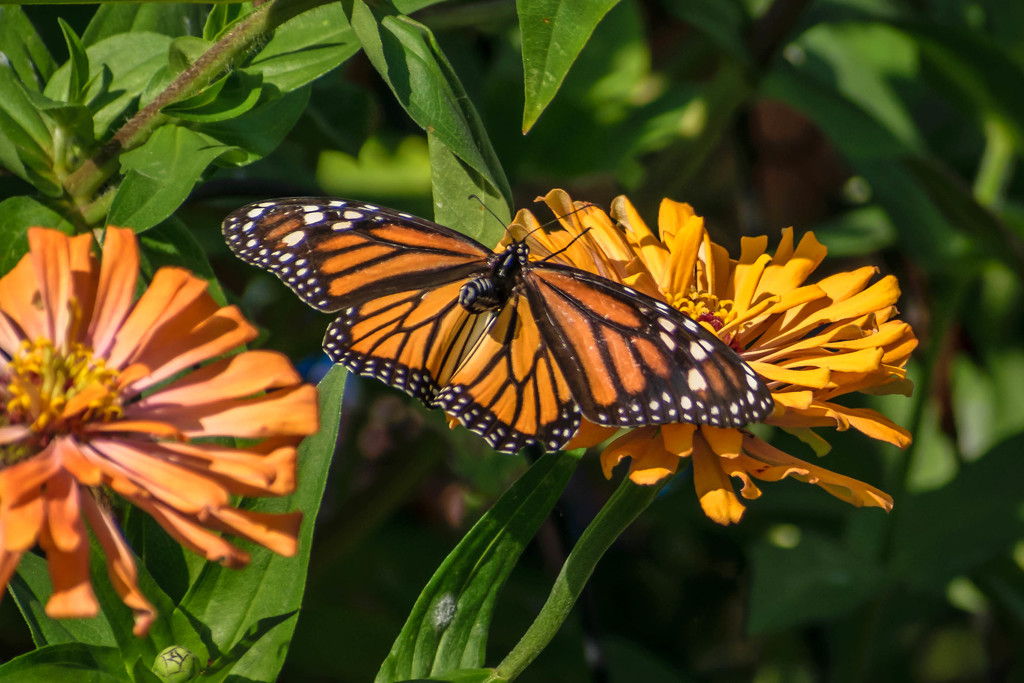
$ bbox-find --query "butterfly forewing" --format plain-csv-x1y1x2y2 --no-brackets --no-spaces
525,264,774,428
223,198,492,312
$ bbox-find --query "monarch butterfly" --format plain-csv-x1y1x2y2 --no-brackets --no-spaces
222,198,774,453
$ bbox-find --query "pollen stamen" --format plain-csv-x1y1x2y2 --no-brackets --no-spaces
2,338,122,462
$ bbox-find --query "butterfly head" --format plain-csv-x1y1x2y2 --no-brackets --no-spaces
458,243,530,313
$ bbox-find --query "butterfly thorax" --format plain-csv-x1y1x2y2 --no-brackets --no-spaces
458,242,530,313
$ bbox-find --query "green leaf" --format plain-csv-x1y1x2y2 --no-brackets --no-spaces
428,133,509,248
82,5,206,46
419,668,506,682
29,94,95,148
108,125,230,231
811,206,897,257
196,86,310,164
0,7,57,91
0,196,73,275
245,4,361,93
0,67,58,196
57,18,89,104
376,450,580,682
166,35,213,77
346,0,512,212
771,23,1024,276
904,156,1024,276
894,20,1024,150
204,3,251,42
890,433,1024,592
137,217,219,283
44,32,173,139
665,0,749,62
0,643,129,682
162,71,263,123
761,62,971,273
517,0,620,132
86,529,193,676
177,365,346,683
8,552,116,648
796,22,925,152
748,530,883,635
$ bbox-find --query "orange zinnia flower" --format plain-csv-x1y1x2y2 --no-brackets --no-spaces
507,190,916,525
0,227,318,634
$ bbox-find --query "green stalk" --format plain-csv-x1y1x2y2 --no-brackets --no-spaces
62,0,333,212
846,279,971,683
973,116,1015,209
496,475,668,680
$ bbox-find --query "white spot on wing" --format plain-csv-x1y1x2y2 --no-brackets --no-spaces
687,368,707,391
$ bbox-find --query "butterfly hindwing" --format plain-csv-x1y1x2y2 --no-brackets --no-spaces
524,264,774,428
434,294,581,453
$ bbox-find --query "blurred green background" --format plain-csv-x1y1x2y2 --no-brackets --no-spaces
4,1,1024,681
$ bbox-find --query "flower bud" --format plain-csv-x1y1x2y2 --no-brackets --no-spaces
153,645,199,682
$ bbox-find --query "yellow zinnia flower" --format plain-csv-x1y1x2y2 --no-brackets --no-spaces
0,227,319,634
507,190,916,525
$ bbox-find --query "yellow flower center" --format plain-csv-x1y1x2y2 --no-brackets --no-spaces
2,339,122,462
670,288,736,335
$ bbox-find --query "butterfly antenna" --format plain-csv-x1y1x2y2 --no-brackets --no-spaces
524,202,600,245
539,227,593,263
467,194,510,228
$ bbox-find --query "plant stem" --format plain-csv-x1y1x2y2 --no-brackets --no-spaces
62,0,335,215
496,476,667,680
847,278,970,683
973,116,1015,208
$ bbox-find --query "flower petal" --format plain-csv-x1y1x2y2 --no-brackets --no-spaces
88,227,139,357
119,438,297,497
44,470,84,552
0,550,23,607
563,419,616,451
628,441,680,485
135,498,250,569
692,436,745,525
27,228,74,344
754,230,827,299
663,206,703,298
81,492,156,636
749,361,830,389
0,247,47,341
39,522,97,620
207,507,301,557
125,384,319,439
0,425,31,446
661,423,696,455
611,195,669,285
105,267,214,369
600,427,659,479
0,309,25,355
134,350,302,409
82,439,232,514
701,426,742,459
780,347,884,374
742,435,893,510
